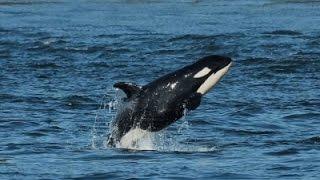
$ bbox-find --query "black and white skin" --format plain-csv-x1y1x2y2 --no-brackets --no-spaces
107,55,232,149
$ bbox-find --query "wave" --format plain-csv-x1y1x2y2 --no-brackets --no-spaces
262,30,302,36
0,93,49,104
0,119,40,129
86,61,111,68
0,1,62,6
62,95,99,110
223,128,279,136
168,34,214,42
283,113,320,120
299,136,320,144
265,148,299,156
23,126,64,137
28,62,61,69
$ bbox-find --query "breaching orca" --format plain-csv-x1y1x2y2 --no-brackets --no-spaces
107,55,232,149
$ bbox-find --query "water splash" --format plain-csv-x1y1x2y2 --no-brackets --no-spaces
178,104,189,134
91,88,119,149
91,90,217,152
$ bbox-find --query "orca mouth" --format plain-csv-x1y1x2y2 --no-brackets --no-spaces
196,62,232,95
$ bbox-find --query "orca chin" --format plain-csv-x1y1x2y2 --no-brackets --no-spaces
197,62,232,94
107,55,232,149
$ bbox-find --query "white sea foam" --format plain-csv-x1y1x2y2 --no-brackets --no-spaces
42,38,56,45
117,128,155,150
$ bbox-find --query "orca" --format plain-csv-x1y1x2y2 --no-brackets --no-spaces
107,55,232,149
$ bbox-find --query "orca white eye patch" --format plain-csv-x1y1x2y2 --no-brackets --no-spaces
193,67,212,78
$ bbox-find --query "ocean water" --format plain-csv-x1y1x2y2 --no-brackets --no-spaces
1,0,320,179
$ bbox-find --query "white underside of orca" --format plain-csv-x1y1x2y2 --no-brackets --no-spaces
197,63,232,95
118,128,154,150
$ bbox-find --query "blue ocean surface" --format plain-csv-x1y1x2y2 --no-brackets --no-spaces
1,0,320,179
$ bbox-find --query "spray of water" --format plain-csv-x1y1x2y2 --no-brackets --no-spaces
91,89,217,152
91,88,119,149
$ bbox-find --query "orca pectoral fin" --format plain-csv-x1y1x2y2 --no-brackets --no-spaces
185,93,202,110
114,82,142,98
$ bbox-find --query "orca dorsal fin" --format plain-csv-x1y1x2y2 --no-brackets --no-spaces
113,82,142,98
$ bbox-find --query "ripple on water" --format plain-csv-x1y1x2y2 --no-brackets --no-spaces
86,61,111,68
222,128,279,136
3,142,64,155
189,119,212,125
265,148,300,156
268,164,299,171
299,136,320,145
28,62,61,69
0,1,62,6
23,126,64,137
262,30,303,36
0,49,11,58
205,172,253,180
71,172,121,180
168,34,215,42
79,153,152,161
0,119,40,129
62,95,99,110
0,94,48,104
283,113,320,121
